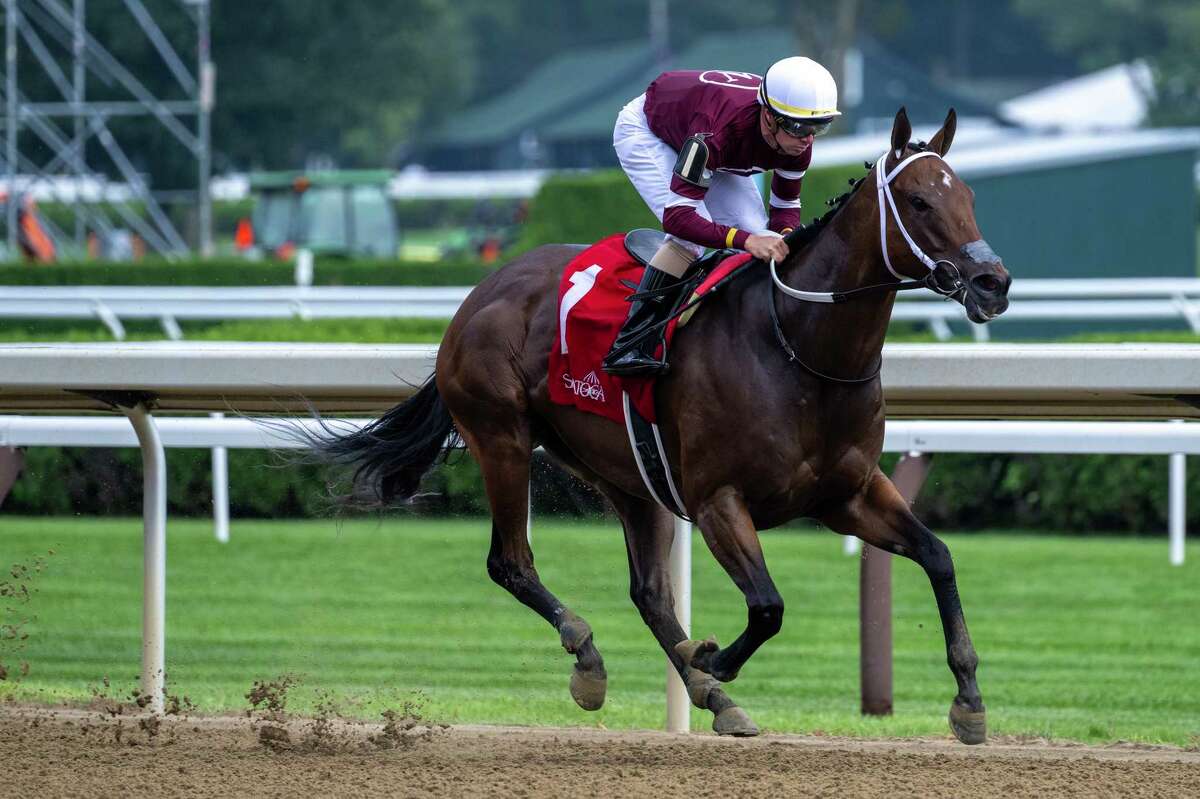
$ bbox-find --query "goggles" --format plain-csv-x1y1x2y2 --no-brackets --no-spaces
772,112,834,139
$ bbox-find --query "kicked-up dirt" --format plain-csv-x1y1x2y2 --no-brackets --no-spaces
1,704,1198,798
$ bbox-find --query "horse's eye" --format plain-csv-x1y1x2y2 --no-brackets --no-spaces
909,195,931,212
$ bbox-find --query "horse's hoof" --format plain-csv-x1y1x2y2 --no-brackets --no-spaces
570,665,607,711
949,702,987,745
713,706,758,737
674,636,719,672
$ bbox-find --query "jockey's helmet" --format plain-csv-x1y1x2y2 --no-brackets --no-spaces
758,57,840,137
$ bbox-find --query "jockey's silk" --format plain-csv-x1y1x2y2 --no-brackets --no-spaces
643,71,811,243
548,234,751,424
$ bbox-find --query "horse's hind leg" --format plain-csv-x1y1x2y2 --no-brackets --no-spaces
820,468,986,745
607,491,757,736
455,420,608,711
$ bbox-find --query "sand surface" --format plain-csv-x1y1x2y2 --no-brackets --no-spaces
2,704,1198,798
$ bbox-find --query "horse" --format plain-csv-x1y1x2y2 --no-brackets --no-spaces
313,108,1011,741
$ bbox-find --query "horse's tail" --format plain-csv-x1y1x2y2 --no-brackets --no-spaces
308,376,459,506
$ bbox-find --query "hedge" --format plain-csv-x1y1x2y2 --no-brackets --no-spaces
515,164,869,251
5,443,1196,535
0,256,493,287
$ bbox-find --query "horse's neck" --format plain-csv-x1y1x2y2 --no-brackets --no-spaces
777,185,895,376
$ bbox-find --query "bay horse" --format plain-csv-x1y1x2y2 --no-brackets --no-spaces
314,108,1010,740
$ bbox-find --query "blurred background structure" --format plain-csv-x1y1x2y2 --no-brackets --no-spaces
0,0,212,260
0,0,1196,268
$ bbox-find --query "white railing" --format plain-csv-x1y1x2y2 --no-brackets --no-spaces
5,276,1200,341
895,277,1200,341
1,414,1188,563
0,285,471,340
1,412,1192,732
2,341,1199,723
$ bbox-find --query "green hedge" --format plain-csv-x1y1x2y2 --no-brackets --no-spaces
4,444,1194,534
0,256,493,286
515,164,869,251
2,447,600,520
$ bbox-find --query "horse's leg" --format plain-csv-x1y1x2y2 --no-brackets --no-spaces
604,489,757,735
457,422,608,711
820,468,986,745
676,487,784,687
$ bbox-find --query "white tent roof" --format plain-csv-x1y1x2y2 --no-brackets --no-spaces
811,123,1200,179
999,61,1154,133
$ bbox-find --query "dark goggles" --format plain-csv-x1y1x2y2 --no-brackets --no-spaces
772,112,834,139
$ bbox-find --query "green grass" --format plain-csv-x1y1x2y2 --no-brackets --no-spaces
2,517,1197,745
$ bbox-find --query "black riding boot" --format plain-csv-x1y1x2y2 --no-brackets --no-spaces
602,264,679,377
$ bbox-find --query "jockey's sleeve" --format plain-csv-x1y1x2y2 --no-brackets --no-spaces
768,168,805,234
664,175,750,251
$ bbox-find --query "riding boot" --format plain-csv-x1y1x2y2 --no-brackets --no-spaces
602,264,680,377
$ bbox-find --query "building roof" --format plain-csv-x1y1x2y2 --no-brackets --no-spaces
427,40,655,148
420,30,1006,166
810,124,1200,178
999,61,1154,133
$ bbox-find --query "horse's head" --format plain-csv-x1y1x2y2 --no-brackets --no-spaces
878,108,1011,323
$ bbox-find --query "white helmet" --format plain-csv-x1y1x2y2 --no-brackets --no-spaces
759,56,840,136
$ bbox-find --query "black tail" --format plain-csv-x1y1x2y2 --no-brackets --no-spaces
309,376,459,506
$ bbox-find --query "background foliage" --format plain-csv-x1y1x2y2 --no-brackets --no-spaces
12,1,1180,180
7,438,1198,536
0,256,491,287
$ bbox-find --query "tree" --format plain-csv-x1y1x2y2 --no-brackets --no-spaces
208,0,473,168
1011,0,1200,125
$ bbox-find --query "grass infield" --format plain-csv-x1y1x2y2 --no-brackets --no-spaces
1,516,1197,745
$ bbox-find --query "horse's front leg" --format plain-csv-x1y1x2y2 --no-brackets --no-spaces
820,468,986,745
678,487,784,687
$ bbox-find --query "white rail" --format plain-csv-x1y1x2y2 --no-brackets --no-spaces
2,342,1198,724
0,285,471,339
5,277,1200,341
1,414,1189,561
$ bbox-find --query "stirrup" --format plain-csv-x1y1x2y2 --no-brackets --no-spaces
603,344,668,377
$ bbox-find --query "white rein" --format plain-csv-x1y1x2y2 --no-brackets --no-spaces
769,149,953,302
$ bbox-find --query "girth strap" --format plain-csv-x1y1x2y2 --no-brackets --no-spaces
622,391,690,521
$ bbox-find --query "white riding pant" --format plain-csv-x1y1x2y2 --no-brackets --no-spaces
613,93,769,258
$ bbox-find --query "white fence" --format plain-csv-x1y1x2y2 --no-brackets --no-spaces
5,276,1200,341
2,414,1190,563
2,341,1199,723
895,277,1200,341
0,285,470,340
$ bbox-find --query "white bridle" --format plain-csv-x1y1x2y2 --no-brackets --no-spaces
876,149,949,279
769,148,957,302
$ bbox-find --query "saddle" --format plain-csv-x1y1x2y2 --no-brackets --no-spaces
620,230,741,520
622,228,732,282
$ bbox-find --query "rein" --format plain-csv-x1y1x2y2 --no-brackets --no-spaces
767,147,968,383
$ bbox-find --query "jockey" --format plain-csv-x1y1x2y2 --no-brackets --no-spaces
603,56,840,376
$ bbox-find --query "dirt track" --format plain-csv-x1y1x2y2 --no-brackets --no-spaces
2,705,1198,798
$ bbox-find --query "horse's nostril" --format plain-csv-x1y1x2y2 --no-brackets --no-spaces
972,275,1002,296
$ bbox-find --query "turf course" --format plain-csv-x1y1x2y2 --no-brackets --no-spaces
1,516,1197,745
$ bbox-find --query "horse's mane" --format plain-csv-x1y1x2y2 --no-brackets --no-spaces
784,141,933,255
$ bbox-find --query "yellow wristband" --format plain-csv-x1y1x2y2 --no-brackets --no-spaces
780,227,794,235
725,227,739,248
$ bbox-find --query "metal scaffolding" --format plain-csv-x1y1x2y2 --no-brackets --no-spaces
1,0,212,260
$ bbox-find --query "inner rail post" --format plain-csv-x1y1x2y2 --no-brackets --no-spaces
666,517,692,733
120,402,167,715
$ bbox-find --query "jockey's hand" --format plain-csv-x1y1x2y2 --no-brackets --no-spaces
745,233,789,263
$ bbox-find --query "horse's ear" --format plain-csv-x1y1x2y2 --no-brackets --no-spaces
890,107,912,160
929,108,957,157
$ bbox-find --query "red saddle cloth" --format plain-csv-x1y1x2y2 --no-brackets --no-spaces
548,233,750,424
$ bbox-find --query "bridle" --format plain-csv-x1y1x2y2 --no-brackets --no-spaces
766,147,969,384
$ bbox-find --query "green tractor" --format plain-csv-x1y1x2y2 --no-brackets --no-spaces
239,170,398,259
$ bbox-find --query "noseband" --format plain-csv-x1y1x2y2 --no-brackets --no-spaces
767,148,967,383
